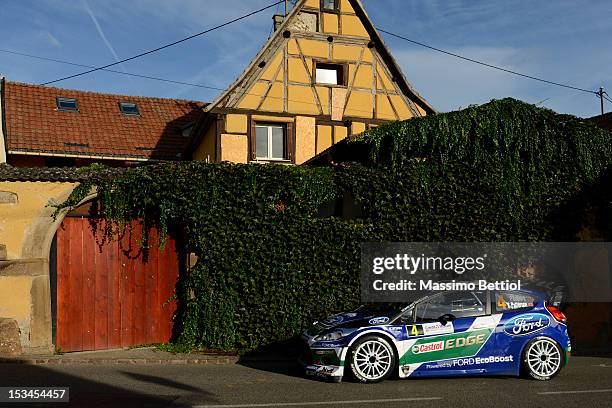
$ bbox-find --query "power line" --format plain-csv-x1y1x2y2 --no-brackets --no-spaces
377,27,598,95
40,0,285,86
5,35,602,118
1,49,224,92
2,48,383,116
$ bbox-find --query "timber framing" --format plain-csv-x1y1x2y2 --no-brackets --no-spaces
188,0,436,156
202,0,434,115
206,106,392,127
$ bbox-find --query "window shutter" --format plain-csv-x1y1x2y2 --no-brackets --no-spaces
286,122,295,162
250,120,257,160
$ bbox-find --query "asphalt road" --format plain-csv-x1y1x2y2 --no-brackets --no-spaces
0,356,610,408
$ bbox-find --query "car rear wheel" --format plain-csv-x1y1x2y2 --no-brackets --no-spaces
349,336,396,383
522,337,563,380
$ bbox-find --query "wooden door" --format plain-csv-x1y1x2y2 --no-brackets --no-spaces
55,217,179,352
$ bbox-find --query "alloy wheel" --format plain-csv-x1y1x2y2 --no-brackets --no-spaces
352,339,393,381
525,338,562,379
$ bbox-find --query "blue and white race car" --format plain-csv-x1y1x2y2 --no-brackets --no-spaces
301,289,570,383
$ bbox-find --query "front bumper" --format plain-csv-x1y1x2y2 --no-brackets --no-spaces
304,363,344,382
300,342,347,382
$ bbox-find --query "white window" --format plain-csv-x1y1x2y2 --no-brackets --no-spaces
315,63,344,86
255,123,286,160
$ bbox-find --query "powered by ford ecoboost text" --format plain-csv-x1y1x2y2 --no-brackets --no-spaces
301,289,570,383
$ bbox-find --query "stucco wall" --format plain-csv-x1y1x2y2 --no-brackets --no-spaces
0,182,76,259
220,134,248,164
0,181,77,353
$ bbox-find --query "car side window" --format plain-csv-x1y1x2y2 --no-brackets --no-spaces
494,291,536,313
415,291,486,322
396,307,415,325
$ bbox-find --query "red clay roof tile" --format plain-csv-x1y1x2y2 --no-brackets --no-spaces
3,81,207,160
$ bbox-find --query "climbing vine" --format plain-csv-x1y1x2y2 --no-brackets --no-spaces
55,98,612,352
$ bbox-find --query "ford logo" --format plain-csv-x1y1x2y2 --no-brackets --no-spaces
368,316,390,325
504,313,550,336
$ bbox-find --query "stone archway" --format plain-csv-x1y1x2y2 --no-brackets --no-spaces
14,184,96,353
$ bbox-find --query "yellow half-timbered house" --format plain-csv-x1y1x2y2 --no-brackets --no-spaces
189,0,435,165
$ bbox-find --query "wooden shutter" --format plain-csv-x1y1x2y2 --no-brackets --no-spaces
286,121,295,163
250,119,257,161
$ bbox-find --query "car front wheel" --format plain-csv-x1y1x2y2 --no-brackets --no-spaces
522,337,563,380
349,335,396,383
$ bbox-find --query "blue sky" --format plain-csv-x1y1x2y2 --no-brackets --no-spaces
1,0,610,118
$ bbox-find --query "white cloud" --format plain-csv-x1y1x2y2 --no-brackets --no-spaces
82,0,122,63
39,31,62,48
82,0,141,92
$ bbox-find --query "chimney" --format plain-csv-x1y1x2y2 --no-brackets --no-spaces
273,14,285,31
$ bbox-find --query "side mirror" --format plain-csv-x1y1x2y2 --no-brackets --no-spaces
438,313,456,325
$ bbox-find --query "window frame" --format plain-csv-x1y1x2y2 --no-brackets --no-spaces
320,0,339,13
491,290,537,314
313,61,347,87
119,102,140,116
56,97,79,112
414,290,491,322
250,121,294,162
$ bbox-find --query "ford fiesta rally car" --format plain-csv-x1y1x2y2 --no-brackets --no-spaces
301,289,570,383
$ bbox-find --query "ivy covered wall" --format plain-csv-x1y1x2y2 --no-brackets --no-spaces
56,99,612,351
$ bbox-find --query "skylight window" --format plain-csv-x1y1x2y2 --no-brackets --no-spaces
119,102,140,116
56,97,78,112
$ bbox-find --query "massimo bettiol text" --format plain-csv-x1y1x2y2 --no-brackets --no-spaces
360,242,612,303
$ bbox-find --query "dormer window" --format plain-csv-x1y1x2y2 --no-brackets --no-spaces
119,102,140,116
321,0,338,12
181,124,194,138
57,97,78,112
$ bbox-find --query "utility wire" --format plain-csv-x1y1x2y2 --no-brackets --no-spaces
40,0,285,86
377,27,598,95
534,97,551,106
2,48,382,116
1,49,224,92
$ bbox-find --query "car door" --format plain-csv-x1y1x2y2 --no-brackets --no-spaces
490,290,541,375
398,290,495,377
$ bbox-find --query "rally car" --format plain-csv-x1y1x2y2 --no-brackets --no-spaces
301,289,569,383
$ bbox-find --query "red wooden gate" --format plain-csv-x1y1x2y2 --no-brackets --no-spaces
55,217,179,352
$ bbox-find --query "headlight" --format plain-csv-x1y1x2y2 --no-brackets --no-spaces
314,329,354,342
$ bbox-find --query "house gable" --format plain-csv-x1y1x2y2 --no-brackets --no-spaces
191,0,435,165
207,0,433,121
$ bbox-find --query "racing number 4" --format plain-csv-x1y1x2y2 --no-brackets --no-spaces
409,325,424,336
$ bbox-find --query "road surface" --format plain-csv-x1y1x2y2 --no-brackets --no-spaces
0,356,610,407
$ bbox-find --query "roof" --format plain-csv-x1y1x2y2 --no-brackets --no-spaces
203,0,435,115
588,112,612,132
0,163,124,182
2,81,207,161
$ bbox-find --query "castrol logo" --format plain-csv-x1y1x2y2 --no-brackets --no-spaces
411,340,444,354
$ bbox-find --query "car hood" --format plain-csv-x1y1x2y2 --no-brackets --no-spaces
305,311,393,336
